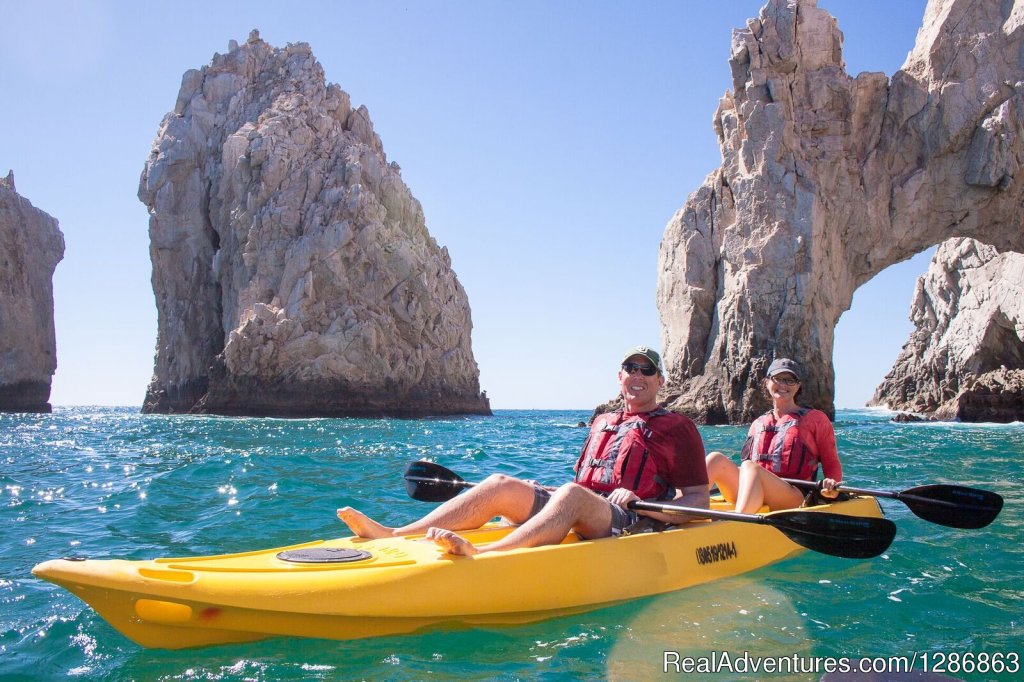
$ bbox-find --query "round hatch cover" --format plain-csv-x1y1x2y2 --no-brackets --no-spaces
276,548,372,563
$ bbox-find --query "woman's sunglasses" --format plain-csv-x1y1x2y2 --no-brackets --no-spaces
622,362,658,376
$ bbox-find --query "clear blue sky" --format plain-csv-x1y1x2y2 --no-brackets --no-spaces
0,0,931,410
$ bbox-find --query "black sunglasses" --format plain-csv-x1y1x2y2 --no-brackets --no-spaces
622,362,658,376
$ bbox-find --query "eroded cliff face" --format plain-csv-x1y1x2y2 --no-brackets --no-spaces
140,31,490,417
870,239,1024,422
656,0,1024,423
0,172,65,412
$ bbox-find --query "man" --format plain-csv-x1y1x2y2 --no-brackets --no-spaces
337,345,709,555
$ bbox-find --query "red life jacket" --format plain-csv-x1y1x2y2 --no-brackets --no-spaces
740,408,819,481
573,409,670,500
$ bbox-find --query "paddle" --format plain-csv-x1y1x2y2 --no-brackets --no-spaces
782,479,1003,529
404,460,477,502
403,461,896,559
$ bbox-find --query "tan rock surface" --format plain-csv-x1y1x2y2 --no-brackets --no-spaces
140,31,489,417
0,172,65,412
656,0,1024,423
870,238,1024,422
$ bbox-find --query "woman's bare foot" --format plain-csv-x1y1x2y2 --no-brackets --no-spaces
336,507,395,539
426,527,480,556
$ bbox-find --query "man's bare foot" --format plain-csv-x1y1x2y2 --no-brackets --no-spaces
426,527,480,556
336,507,395,539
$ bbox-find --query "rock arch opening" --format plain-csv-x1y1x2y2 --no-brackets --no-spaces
833,248,935,409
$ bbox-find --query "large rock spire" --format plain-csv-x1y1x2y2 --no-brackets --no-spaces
0,172,65,412
140,31,490,417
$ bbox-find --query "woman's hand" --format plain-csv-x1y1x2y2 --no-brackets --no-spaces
607,488,640,508
819,478,841,499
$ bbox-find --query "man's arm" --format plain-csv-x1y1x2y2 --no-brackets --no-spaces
610,485,711,525
645,485,711,525
672,484,710,510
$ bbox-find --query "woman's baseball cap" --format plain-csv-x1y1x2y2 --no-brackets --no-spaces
766,358,801,380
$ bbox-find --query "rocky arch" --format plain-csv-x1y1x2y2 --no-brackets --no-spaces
656,0,1024,424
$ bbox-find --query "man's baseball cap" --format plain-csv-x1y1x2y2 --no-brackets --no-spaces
766,358,801,380
621,346,662,372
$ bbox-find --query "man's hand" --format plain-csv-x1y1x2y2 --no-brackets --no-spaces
607,488,640,508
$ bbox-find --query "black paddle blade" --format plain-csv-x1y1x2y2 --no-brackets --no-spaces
403,461,470,502
899,485,1003,529
767,511,897,559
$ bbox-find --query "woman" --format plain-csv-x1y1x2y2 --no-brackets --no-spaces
705,358,841,514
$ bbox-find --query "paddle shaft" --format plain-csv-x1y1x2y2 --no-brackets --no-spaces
786,479,973,509
408,469,865,525
782,477,1003,529
405,475,476,489
408,472,765,523
403,461,896,558
409,474,828,523
785,478,894,499
630,500,769,523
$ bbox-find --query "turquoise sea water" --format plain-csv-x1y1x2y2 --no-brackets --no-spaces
1,407,1021,681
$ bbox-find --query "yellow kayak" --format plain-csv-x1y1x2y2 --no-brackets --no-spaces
32,495,886,649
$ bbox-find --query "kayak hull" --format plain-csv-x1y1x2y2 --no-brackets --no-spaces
33,496,885,649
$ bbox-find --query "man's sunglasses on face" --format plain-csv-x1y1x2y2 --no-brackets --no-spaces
622,362,658,376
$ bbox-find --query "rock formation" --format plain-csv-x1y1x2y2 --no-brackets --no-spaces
139,31,490,418
656,0,1024,423
870,238,1024,422
0,172,65,412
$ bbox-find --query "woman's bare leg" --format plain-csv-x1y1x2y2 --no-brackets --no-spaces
705,451,741,504
733,460,804,514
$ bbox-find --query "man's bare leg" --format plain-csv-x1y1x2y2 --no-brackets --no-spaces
429,483,614,555
334,509,395,539
337,473,538,539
